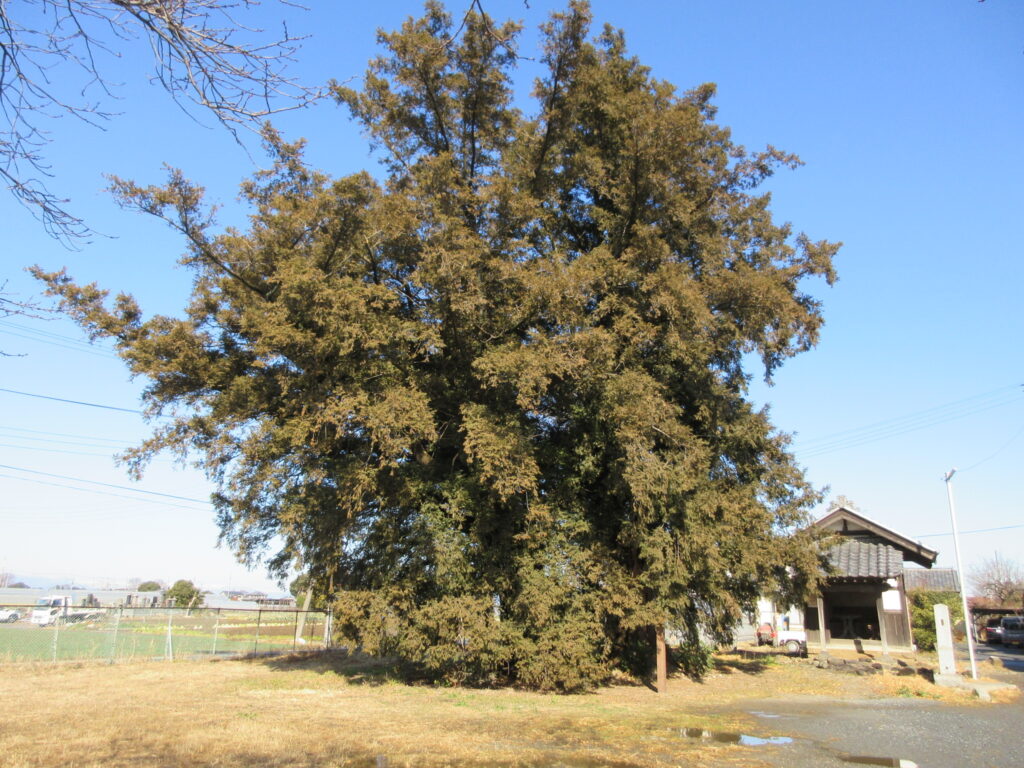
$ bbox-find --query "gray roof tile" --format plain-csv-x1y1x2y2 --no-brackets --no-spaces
828,540,903,579
903,567,960,592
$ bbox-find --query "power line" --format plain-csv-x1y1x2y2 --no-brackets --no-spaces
916,522,1024,539
959,423,1024,473
0,439,174,463
794,385,1020,448
0,319,111,348
0,431,127,449
0,424,134,444
798,397,1021,457
0,473,209,513
0,463,209,504
0,387,143,414
0,322,118,360
793,385,1023,458
0,442,117,458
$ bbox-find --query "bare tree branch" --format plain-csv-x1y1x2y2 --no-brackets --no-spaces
0,0,324,243
0,278,52,355
969,553,1024,606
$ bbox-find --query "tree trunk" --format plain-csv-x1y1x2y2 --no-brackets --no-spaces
655,625,667,694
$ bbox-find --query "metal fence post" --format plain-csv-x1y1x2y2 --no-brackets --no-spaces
253,609,262,653
51,620,59,664
109,607,121,664
293,610,299,651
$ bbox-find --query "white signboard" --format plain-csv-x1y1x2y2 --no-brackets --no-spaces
882,587,901,611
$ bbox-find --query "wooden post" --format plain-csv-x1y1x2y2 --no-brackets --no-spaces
655,625,667,694
876,595,890,655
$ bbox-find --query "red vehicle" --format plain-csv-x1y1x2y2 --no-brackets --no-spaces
978,617,1004,644
756,622,806,654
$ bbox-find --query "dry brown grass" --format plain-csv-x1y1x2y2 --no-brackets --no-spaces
0,649,1003,768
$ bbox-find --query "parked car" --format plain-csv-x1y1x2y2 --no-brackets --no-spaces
1000,616,1024,649
30,596,101,626
754,622,806,654
979,617,1004,644
0,608,20,623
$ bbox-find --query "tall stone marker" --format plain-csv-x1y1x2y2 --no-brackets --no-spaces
933,603,961,687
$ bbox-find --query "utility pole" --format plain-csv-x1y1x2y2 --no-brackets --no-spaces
943,468,977,680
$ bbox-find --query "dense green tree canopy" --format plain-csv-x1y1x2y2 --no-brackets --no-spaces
165,580,204,608
37,1,838,689
137,581,162,592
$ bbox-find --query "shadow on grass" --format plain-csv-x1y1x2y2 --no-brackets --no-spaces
258,648,409,686
255,649,609,693
252,648,771,695
212,748,649,768
710,653,777,676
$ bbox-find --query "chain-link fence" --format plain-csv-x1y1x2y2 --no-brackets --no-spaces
0,604,332,664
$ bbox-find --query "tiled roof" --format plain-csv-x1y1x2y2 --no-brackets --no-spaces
828,540,903,579
813,506,938,568
903,567,960,593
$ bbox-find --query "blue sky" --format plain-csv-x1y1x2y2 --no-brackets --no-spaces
1,0,1022,594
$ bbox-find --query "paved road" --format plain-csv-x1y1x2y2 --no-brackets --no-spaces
740,695,1024,768
964,639,1024,674
726,647,1024,768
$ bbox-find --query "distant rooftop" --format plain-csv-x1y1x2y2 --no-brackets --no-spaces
903,567,960,593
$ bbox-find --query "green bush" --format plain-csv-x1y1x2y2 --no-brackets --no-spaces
513,610,611,693
165,579,204,608
908,590,962,651
332,590,609,692
399,596,517,687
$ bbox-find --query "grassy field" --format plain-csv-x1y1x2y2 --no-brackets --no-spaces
0,623,277,662
0,648,994,768
0,612,328,662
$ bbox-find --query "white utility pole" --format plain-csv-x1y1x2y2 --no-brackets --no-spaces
943,468,977,680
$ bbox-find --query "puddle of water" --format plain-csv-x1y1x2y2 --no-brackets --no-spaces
841,757,919,768
748,710,783,719
739,735,794,747
676,728,792,746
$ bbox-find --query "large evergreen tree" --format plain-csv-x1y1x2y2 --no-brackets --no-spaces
36,1,838,690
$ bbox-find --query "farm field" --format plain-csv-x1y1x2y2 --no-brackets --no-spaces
0,623,267,661
0,609,329,662
0,649,995,768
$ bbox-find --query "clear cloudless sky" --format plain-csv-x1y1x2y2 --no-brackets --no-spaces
1,0,1021,595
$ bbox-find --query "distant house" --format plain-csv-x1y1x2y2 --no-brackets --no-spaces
757,504,940,653
257,597,297,608
225,590,268,602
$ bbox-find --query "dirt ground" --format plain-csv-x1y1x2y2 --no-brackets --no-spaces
0,648,1017,768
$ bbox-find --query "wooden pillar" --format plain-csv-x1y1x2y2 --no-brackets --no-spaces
876,595,890,655
901,574,916,650
816,596,828,652
655,626,667,694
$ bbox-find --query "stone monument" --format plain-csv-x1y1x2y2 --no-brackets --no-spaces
932,603,962,687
